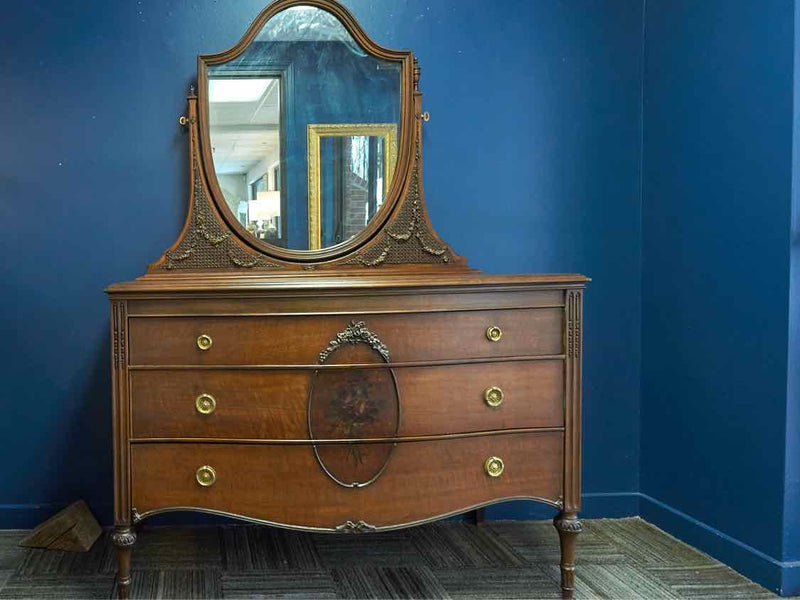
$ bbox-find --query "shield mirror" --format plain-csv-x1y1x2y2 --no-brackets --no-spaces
205,5,403,252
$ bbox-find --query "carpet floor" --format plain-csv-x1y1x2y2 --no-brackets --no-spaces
0,518,787,599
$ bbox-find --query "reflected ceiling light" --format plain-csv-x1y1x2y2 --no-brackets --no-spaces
209,78,271,103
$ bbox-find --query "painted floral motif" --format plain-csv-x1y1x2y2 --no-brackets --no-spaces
325,372,385,465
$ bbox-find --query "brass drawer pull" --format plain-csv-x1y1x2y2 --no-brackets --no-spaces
197,334,213,351
195,393,216,415
486,326,503,342
484,456,505,478
484,386,504,408
196,465,217,487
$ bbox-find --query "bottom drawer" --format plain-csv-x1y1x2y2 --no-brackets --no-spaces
131,432,563,530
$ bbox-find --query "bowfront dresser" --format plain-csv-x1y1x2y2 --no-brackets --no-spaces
106,1,588,597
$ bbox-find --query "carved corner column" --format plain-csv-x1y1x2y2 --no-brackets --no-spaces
555,288,584,597
111,299,135,599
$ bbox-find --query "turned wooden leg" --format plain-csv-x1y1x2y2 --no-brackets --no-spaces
112,526,136,599
553,511,582,598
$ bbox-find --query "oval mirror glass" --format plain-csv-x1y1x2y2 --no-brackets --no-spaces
206,6,402,251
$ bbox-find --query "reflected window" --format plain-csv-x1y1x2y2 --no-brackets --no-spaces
309,125,396,250
317,135,386,248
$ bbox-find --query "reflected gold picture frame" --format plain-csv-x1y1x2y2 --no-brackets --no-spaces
307,123,398,250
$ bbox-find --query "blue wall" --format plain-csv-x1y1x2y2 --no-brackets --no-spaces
784,3,800,589
641,0,798,594
0,0,644,527
418,0,645,520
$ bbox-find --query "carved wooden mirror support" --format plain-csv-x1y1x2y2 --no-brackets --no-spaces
147,0,468,273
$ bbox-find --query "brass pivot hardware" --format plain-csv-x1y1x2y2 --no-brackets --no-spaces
418,111,430,122
179,115,189,126
486,326,503,342
196,465,217,487
484,386,504,408
484,456,505,478
195,393,217,415
197,334,213,351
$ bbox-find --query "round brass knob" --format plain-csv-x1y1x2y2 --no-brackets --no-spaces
484,386,504,408
484,456,505,478
486,326,503,342
195,465,216,487
195,393,216,415
196,334,213,351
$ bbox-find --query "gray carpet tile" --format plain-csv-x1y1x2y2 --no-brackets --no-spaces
408,522,527,569
0,518,785,599
222,571,338,599
221,527,322,572
592,519,716,568
0,574,113,599
435,566,562,599
132,527,222,570
646,564,777,599
312,531,424,568
330,566,450,599
125,569,222,600
12,532,114,577
0,571,12,595
0,533,26,572
541,563,681,600
487,520,628,565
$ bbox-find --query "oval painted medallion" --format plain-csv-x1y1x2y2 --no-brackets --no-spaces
309,324,399,488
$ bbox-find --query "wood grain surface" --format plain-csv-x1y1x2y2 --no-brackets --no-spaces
130,361,564,439
128,308,563,366
131,432,563,528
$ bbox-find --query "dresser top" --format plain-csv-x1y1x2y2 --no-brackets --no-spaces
106,272,589,295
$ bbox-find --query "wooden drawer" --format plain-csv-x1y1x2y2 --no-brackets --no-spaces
396,361,564,435
130,361,564,439
128,308,563,366
131,432,563,529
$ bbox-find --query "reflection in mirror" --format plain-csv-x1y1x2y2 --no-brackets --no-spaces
309,125,396,250
207,5,402,251
209,77,283,244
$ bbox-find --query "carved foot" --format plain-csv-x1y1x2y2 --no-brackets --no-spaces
112,526,136,599
553,512,582,598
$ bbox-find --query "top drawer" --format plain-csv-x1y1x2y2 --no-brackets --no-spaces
128,309,563,366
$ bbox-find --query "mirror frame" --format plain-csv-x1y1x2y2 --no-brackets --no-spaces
196,0,415,263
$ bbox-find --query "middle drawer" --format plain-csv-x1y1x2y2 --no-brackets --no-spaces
131,361,564,439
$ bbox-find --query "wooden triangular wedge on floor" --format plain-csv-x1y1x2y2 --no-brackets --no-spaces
20,500,101,552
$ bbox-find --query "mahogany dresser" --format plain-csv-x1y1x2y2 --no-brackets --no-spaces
106,1,588,597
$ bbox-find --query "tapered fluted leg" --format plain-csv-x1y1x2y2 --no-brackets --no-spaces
112,526,136,599
553,511,582,598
